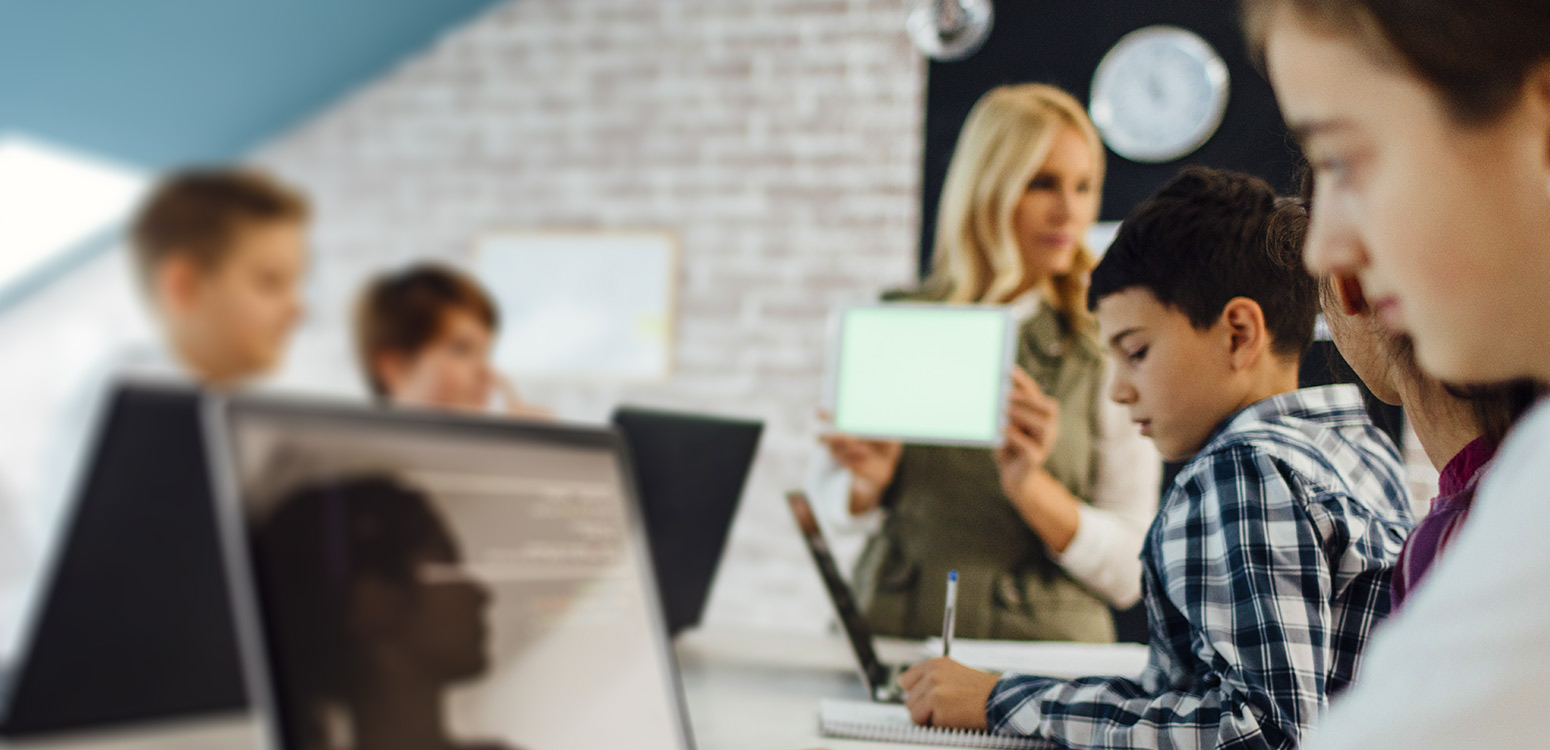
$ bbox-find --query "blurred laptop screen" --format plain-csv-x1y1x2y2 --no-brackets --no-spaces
221,404,690,750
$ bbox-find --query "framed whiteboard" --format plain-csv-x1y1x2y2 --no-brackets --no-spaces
475,231,677,380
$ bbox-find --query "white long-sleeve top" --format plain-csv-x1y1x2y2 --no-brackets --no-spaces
1298,398,1550,749
808,292,1162,609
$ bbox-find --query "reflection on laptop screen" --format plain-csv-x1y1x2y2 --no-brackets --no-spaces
223,405,690,750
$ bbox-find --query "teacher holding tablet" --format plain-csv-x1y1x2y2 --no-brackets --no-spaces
813,84,1160,642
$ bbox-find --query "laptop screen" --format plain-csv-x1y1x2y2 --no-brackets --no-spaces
785,491,891,696
215,401,692,750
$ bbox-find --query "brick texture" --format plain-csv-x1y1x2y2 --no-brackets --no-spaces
255,0,927,630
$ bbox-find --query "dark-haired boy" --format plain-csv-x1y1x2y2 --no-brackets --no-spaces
897,167,1413,750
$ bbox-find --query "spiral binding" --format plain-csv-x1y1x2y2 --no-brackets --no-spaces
818,699,1054,749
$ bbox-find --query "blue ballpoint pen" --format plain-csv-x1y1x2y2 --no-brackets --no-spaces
942,570,958,658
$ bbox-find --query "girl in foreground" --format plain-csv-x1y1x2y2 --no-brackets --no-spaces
1243,1,1550,745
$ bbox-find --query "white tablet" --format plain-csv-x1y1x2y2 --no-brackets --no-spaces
824,303,1017,448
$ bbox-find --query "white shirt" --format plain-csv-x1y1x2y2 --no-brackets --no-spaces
1301,398,1550,748
808,292,1162,608
38,342,185,534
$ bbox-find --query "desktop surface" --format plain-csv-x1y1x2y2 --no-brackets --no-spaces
0,626,1149,750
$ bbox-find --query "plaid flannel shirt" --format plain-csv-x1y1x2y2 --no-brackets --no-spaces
986,385,1413,750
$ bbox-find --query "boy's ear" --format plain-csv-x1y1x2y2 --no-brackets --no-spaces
152,255,201,315
372,351,408,396
1222,297,1271,371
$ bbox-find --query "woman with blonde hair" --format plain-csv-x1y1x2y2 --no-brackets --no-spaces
814,83,1161,642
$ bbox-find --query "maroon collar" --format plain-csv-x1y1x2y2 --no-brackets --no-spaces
1438,435,1497,498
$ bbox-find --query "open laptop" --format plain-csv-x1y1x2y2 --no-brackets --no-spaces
785,490,908,703
610,406,762,636
0,381,246,737
207,395,695,750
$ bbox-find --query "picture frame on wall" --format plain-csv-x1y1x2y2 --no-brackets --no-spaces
474,230,678,381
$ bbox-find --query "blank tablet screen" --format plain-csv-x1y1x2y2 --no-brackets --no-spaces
828,305,1014,447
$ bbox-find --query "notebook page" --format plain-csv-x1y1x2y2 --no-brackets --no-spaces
818,699,1055,749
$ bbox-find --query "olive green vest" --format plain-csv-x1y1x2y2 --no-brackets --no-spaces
853,291,1114,642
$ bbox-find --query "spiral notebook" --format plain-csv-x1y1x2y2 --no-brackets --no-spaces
818,699,1056,749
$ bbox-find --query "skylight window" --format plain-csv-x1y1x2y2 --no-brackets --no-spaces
0,134,146,295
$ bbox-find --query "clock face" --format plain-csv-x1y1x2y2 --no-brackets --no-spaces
1089,26,1230,164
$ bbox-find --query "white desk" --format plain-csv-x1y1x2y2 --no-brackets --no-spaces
673,627,926,750
0,627,1130,750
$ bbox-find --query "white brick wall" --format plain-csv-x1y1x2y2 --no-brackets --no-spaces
0,0,1451,657
255,0,927,631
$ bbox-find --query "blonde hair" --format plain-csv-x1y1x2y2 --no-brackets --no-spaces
927,84,1105,333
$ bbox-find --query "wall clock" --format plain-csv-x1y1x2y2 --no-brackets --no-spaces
1088,25,1230,163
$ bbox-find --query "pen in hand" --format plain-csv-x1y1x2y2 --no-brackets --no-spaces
942,570,958,658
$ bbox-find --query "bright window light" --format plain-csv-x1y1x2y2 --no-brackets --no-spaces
0,134,146,292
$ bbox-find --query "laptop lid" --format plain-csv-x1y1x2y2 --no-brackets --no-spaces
207,396,695,750
784,491,896,702
609,407,762,636
2,381,246,737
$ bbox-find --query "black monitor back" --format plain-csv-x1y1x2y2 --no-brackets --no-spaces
611,407,762,636
1,382,246,736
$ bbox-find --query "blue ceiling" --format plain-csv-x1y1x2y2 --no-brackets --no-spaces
0,0,509,168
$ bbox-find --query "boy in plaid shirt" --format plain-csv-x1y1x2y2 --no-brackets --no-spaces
898,167,1413,750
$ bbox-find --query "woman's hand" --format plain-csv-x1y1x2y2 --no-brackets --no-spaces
898,657,999,730
819,413,903,516
994,368,1082,554
994,368,1060,501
